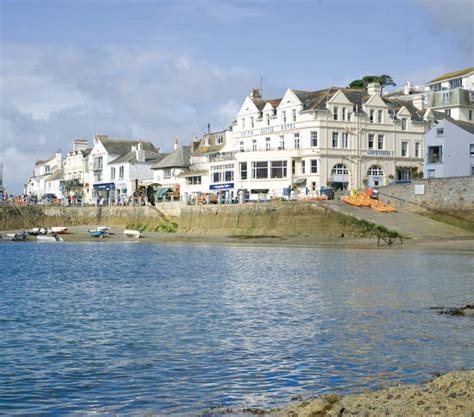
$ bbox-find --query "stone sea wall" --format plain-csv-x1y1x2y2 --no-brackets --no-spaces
378,176,474,221
1,202,393,238
178,202,386,237
0,205,175,231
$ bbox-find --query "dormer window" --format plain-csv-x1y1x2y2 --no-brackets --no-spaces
242,118,245,129
216,136,224,144
266,113,270,126
292,109,297,122
401,118,407,131
282,111,287,123
333,107,339,121
342,108,346,121
251,117,254,128
369,109,374,123
377,109,383,123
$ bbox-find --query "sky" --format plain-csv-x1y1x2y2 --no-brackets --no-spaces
1,0,473,194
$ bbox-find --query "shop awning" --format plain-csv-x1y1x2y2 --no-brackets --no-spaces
157,187,172,198
294,178,307,185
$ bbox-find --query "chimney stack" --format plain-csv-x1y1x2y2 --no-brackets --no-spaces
250,88,262,100
174,138,179,150
367,82,381,96
73,139,89,152
136,142,145,162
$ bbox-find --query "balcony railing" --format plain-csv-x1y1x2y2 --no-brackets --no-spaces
208,152,236,162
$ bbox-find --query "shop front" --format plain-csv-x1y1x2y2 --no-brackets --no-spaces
210,182,235,203
93,182,115,205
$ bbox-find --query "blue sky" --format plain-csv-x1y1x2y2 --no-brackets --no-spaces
1,0,473,193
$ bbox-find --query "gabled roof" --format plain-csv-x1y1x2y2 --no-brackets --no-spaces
46,169,63,181
447,118,474,134
152,145,191,169
427,67,474,84
81,148,92,157
292,87,369,112
383,98,424,121
252,98,282,111
109,149,163,165
100,138,158,155
35,154,56,166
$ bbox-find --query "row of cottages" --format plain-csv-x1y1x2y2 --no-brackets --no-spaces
26,152,63,200
179,83,426,201
88,134,163,204
151,143,191,201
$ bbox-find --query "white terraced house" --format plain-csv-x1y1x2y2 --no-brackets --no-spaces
178,130,235,203
230,84,425,199
26,152,63,200
63,139,92,204
88,134,160,204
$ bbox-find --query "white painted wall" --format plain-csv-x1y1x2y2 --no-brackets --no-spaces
424,119,474,178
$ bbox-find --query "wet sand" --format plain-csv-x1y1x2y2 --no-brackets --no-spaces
2,225,474,253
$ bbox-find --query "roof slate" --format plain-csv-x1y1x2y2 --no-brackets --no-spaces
46,169,63,182
101,138,158,155
447,118,474,134
109,149,163,165
152,145,191,169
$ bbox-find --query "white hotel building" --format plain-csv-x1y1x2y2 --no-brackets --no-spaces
229,84,425,199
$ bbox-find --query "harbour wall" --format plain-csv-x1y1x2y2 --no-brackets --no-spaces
178,203,389,237
1,202,393,238
378,176,474,222
0,204,178,231
379,176,474,232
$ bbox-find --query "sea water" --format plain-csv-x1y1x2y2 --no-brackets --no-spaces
0,242,472,415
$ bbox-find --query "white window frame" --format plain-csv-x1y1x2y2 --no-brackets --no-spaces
332,131,339,148
294,133,300,149
401,141,409,157
311,131,318,147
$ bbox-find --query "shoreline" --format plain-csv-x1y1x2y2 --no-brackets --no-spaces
265,369,474,417
2,225,474,253
209,370,473,417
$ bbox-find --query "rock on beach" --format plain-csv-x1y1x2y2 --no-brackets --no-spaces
271,370,473,417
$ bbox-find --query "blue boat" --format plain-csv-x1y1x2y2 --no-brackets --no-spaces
88,229,106,238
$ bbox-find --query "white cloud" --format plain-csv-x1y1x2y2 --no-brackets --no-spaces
0,43,260,193
416,0,474,59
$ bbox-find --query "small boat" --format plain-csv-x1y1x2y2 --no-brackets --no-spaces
96,226,110,233
50,227,68,234
2,232,29,241
88,229,106,238
123,229,143,238
30,227,48,236
37,234,64,242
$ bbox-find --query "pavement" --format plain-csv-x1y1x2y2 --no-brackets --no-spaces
321,200,474,239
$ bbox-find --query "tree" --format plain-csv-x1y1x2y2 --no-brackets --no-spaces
348,74,396,94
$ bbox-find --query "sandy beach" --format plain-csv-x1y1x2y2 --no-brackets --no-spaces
2,225,474,253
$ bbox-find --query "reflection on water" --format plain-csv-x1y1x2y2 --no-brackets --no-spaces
0,243,472,415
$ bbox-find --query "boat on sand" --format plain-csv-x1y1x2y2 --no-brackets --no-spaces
50,227,68,234
37,235,64,242
123,229,143,238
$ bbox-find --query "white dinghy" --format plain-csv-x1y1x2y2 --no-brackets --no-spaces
37,235,64,242
123,229,143,238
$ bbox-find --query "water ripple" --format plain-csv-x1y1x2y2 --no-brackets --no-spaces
0,242,473,415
